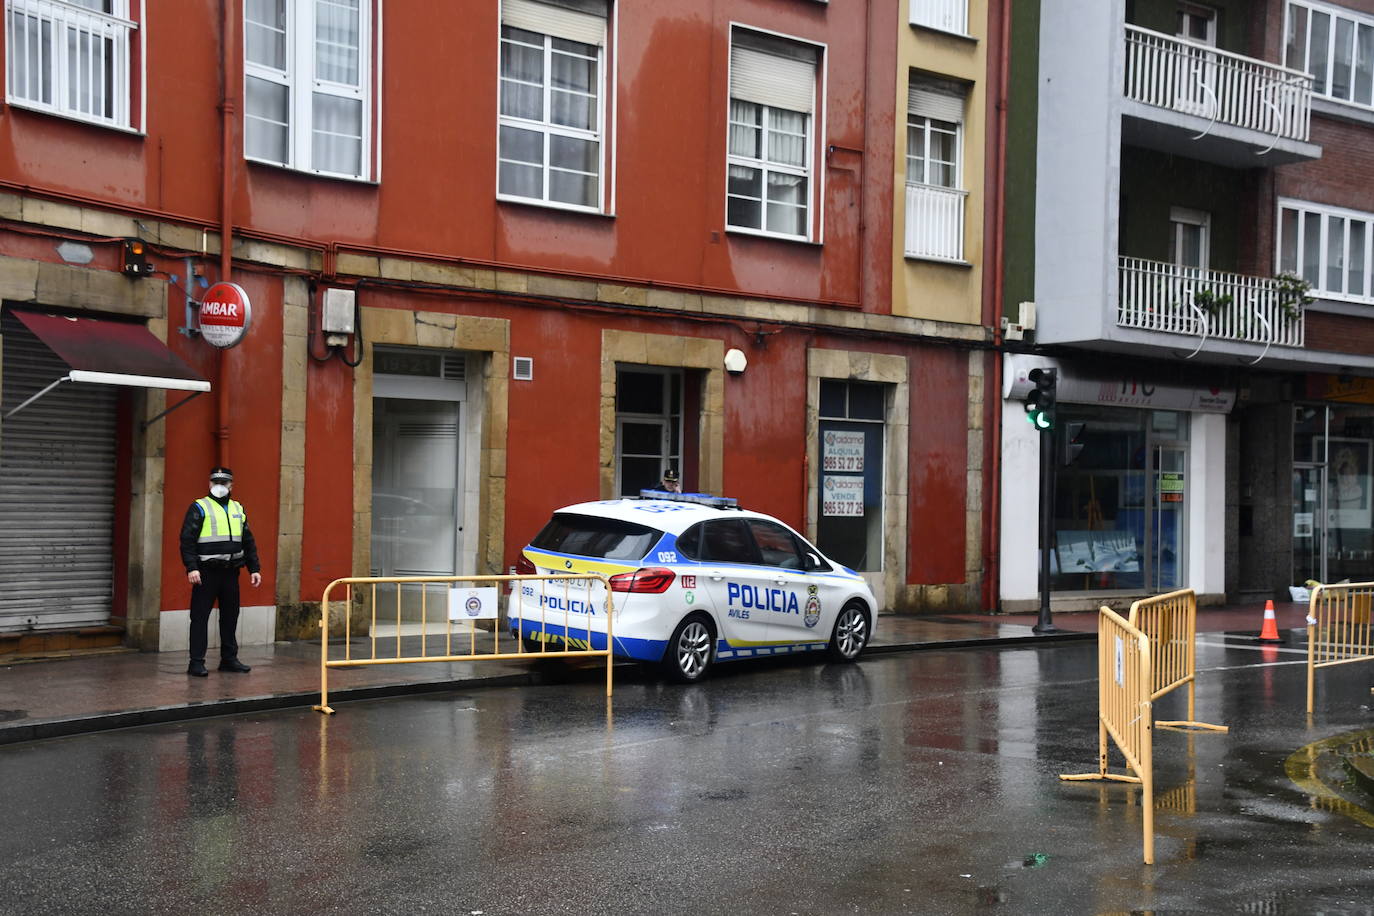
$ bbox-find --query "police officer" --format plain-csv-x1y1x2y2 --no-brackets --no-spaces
180,467,261,677
660,468,681,493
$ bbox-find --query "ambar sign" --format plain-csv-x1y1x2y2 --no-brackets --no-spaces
199,282,252,349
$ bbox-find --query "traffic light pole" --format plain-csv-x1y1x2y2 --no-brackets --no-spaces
1033,425,1059,634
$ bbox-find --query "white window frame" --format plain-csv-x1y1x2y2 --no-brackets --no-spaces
1283,0,1374,109
1277,197,1374,303
1170,206,1211,271
4,0,143,132
905,114,961,189
496,1,610,214
725,25,825,244
243,0,377,182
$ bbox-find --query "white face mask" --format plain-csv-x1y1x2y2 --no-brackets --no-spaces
209,484,229,499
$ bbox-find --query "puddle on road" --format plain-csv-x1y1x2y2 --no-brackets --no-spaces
1285,727,1374,828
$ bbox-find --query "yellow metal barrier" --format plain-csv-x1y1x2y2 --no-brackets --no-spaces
311,574,615,715
1061,606,1156,864
1127,588,1227,732
1305,581,1374,714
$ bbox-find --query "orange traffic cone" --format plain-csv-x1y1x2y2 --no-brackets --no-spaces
1259,599,1281,643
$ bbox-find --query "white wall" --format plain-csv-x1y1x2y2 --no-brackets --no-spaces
1188,412,1227,597
1035,0,1124,345
1000,397,1043,604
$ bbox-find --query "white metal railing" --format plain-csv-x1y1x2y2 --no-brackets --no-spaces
1124,24,1312,143
6,0,134,128
1118,257,1305,347
904,182,966,263
909,0,968,36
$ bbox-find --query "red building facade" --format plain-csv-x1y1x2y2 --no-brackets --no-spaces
0,0,995,654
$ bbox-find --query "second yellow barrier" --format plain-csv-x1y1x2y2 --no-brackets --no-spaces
1061,606,1156,864
311,573,615,715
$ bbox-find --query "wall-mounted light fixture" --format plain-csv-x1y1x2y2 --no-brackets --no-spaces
724,348,747,375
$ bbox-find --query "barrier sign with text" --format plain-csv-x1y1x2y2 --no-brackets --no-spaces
448,587,500,621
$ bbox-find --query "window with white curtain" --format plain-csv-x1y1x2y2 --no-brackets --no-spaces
5,0,139,129
1278,198,1373,302
1284,1,1374,108
726,28,820,240
244,0,374,180
498,0,608,211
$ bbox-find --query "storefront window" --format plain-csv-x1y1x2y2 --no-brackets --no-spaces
1051,406,1188,592
1296,404,1374,583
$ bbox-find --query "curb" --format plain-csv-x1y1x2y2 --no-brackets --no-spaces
0,632,1097,745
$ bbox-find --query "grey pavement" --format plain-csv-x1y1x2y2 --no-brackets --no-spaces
0,601,1313,745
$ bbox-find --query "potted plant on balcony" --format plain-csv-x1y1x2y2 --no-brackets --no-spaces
1274,272,1314,320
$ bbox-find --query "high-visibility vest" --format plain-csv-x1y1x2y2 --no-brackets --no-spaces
195,497,247,564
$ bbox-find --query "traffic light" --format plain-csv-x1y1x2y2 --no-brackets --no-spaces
1024,367,1056,431
1062,421,1087,465
122,238,153,277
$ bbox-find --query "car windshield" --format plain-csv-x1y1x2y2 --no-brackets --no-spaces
530,513,661,561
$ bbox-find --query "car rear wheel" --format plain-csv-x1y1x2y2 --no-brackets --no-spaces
662,613,714,683
827,602,869,662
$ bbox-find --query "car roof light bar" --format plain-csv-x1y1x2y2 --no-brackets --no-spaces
638,489,738,509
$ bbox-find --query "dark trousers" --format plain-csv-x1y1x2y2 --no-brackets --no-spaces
189,565,241,664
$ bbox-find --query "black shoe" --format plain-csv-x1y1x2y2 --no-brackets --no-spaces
188,662,209,677
218,659,251,673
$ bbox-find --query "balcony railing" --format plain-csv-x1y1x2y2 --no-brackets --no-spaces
1118,257,1304,347
909,0,968,36
904,182,966,263
1124,25,1312,143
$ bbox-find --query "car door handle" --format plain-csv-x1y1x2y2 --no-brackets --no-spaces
708,570,726,581
774,578,787,586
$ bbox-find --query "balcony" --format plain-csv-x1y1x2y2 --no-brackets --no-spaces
1121,25,1319,167
904,182,966,263
909,0,968,37
1118,257,1304,348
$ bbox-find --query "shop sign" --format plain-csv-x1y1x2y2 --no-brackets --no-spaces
1005,356,1235,413
822,475,864,517
1310,375,1374,404
199,282,252,349
822,430,865,472
1159,472,1184,503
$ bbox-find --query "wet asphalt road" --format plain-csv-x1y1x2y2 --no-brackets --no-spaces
2,640,1373,915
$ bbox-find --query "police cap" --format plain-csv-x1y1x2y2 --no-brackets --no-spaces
209,466,234,482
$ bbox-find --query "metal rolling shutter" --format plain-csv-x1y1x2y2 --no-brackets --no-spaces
0,317,117,632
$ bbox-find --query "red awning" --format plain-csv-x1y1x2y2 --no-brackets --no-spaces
10,309,209,393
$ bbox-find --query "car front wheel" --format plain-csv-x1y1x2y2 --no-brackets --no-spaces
827,602,869,662
663,613,714,683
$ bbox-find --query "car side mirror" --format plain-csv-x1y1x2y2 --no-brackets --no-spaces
804,552,823,571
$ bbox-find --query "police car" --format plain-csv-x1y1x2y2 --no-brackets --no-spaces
511,491,876,682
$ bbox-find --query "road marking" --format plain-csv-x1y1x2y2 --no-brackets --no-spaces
1198,639,1308,655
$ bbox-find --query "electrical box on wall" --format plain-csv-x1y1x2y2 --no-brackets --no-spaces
322,288,356,334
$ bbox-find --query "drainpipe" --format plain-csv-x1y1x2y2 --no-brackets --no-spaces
217,0,236,467
984,0,1013,612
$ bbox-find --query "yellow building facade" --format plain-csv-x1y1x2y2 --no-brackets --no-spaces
892,0,989,325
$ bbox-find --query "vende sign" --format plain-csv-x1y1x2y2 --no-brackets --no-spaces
199,282,252,349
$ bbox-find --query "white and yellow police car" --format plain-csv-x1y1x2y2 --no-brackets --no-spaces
511,491,876,682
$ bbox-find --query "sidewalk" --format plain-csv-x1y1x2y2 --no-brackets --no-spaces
0,601,1309,745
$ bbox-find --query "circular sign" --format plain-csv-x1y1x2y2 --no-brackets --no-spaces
199,282,252,349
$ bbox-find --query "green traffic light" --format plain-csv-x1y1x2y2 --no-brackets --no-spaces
1026,410,1054,430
